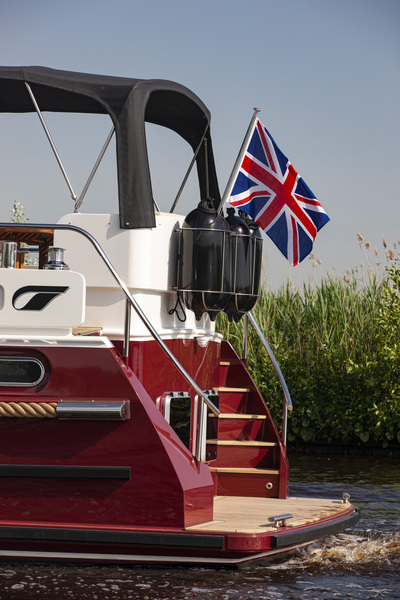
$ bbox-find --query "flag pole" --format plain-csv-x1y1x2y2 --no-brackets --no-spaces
217,108,260,214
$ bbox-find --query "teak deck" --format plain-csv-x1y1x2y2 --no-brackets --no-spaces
187,495,349,534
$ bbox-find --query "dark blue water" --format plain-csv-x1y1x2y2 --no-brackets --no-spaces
0,453,399,599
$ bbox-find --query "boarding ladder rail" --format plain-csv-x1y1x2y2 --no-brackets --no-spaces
0,222,220,418
242,311,293,447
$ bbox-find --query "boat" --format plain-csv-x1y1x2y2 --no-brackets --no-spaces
0,66,360,566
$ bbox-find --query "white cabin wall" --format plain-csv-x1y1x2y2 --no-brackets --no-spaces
0,269,85,337
55,213,218,341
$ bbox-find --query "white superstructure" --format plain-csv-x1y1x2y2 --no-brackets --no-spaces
55,213,218,341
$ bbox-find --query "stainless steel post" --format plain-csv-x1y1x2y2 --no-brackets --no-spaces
282,401,288,449
242,313,249,362
75,126,115,212
170,124,209,213
24,83,77,202
2,241,17,268
123,299,131,362
218,108,260,214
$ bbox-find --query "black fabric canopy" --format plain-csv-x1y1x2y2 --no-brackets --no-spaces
0,66,221,229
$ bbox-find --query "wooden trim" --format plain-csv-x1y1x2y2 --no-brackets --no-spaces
216,387,251,393
211,413,267,420
72,327,103,336
209,467,279,475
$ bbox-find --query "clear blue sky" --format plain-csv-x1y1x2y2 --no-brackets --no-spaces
1,0,399,289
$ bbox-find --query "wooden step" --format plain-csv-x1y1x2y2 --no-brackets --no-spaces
207,439,277,447
216,387,251,393
209,438,278,468
215,414,269,443
210,466,281,497
211,413,267,420
219,359,244,390
215,386,257,413
220,359,242,366
209,467,279,475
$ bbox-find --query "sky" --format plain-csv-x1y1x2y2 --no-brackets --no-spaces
1,0,399,289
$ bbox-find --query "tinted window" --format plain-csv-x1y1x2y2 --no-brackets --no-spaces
169,396,192,449
0,358,44,387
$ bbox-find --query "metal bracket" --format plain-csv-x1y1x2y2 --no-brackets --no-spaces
56,400,130,420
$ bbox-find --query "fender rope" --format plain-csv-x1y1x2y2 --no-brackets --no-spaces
0,401,57,418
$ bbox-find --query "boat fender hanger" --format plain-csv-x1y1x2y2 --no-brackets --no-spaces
0,66,221,228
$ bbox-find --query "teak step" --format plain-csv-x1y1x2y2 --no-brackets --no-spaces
220,359,242,365
211,413,267,420
216,387,251,393
210,465,281,497
207,439,277,447
209,467,279,475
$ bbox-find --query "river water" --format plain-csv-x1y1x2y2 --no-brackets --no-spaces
0,453,399,600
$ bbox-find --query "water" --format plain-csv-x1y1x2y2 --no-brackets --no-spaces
0,453,399,600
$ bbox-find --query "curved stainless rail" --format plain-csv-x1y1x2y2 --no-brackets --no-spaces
244,311,293,447
0,222,220,417
248,312,293,411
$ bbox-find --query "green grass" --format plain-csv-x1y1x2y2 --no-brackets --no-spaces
217,239,400,448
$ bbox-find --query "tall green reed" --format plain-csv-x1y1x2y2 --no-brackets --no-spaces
217,236,399,448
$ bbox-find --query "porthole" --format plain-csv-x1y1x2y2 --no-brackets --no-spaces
0,357,45,387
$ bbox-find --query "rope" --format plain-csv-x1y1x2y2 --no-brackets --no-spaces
168,291,187,323
0,401,57,418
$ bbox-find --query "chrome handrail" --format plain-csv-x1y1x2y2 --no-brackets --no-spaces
244,311,293,447
0,222,220,417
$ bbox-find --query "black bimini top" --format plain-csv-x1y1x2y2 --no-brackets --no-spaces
0,66,220,229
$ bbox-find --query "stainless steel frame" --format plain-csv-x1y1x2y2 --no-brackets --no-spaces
24,83,77,203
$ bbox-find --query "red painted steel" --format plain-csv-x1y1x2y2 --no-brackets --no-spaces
0,337,352,564
0,343,214,529
113,338,221,399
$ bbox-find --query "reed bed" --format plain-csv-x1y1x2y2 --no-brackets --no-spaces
217,237,400,448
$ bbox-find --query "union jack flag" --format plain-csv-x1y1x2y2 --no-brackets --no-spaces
229,118,329,265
